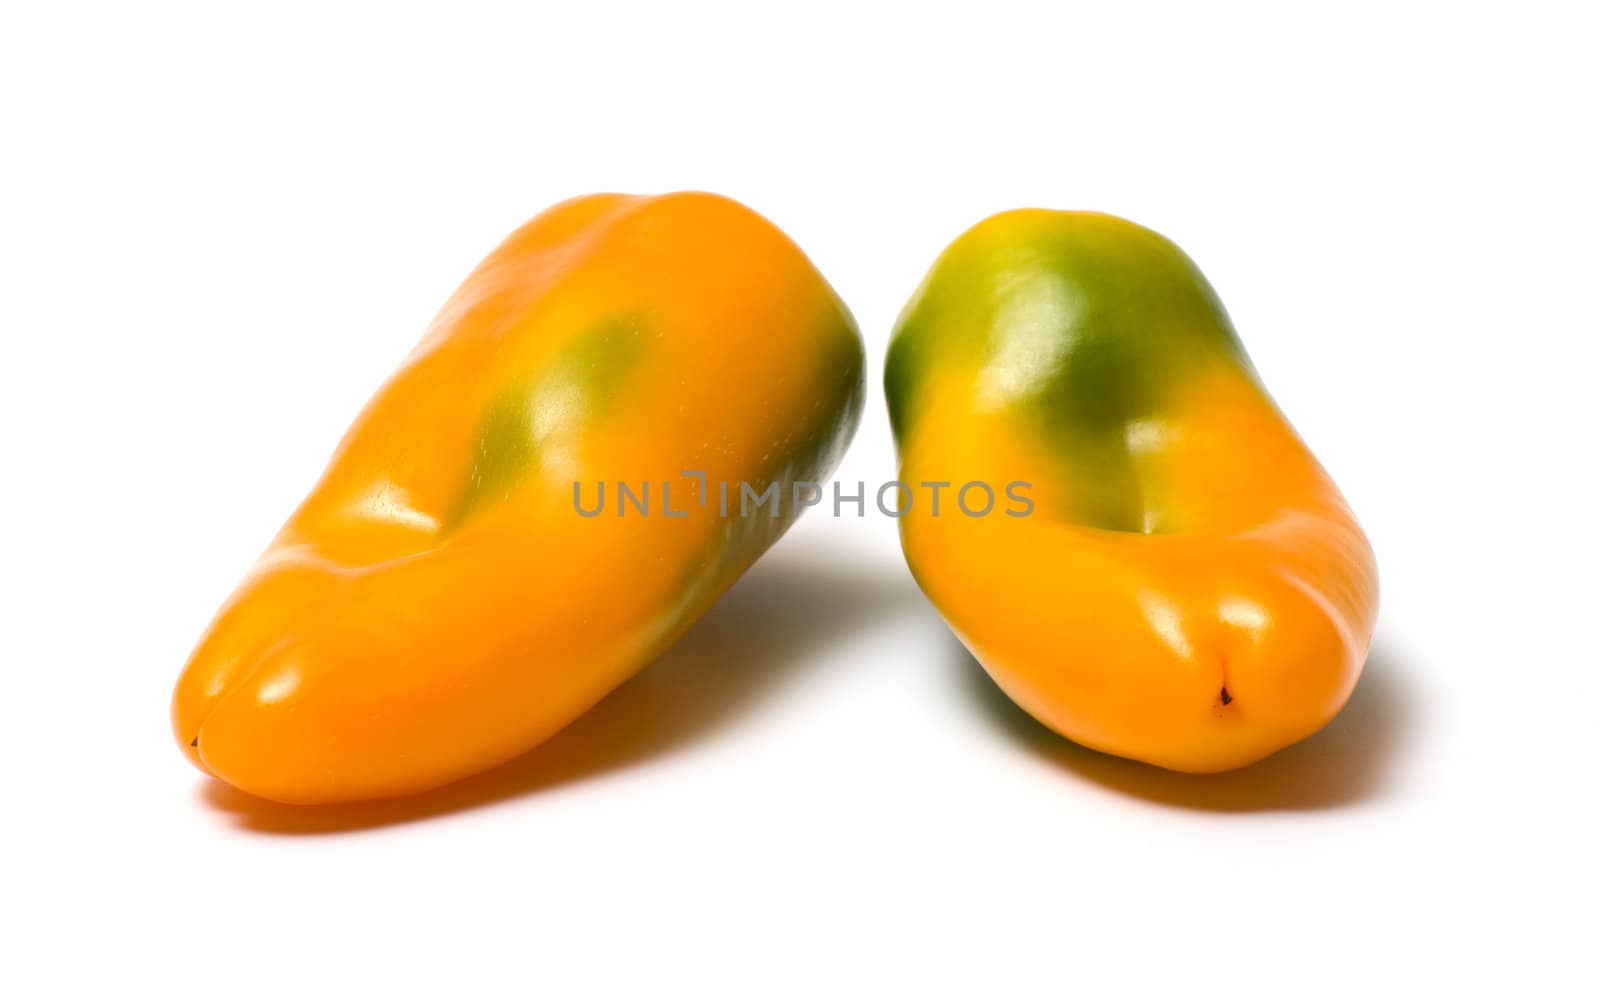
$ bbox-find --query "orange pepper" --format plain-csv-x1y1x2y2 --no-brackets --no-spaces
173,192,864,804
886,210,1377,772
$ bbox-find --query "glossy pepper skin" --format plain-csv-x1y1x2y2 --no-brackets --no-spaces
174,192,865,804
886,210,1377,772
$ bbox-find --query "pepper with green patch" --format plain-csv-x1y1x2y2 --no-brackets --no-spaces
887,209,1378,772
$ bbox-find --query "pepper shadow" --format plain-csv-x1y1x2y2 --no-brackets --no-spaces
952,632,1420,812
201,543,922,834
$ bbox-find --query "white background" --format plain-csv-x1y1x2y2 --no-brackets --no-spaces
3,2,1597,985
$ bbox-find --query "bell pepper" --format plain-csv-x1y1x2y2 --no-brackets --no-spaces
885,210,1378,772
173,192,865,804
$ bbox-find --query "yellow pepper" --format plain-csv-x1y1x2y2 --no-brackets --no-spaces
886,210,1378,772
173,192,865,804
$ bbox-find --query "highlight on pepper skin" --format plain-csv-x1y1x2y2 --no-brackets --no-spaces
885,209,1378,773
173,191,866,805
